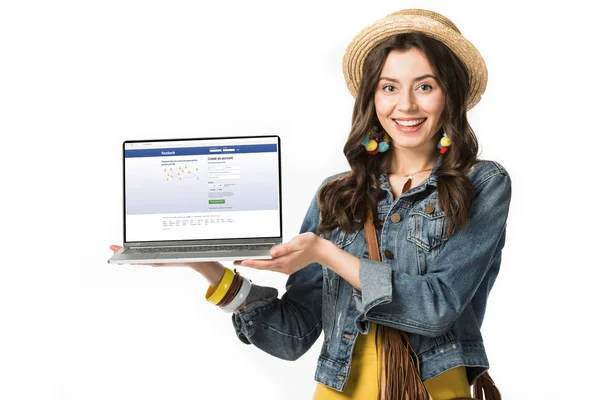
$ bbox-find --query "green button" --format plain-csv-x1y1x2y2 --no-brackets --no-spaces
209,199,225,204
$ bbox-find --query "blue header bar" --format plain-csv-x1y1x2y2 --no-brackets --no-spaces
125,144,277,158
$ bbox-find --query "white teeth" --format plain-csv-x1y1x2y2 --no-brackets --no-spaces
394,118,425,127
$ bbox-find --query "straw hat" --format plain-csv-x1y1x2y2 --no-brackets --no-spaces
342,9,488,110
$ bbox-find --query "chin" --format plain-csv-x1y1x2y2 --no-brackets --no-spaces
389,136,424,147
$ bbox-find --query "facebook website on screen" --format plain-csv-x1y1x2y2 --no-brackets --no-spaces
124,137,280,242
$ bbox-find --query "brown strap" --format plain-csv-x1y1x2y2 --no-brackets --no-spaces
453,372,502,399
364,209,501,400
473,372,502,400
364,209,381,262
364,210,429,400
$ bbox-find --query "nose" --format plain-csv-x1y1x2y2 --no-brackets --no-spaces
396,89,417,113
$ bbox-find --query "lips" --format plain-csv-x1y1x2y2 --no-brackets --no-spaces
392,117,427,133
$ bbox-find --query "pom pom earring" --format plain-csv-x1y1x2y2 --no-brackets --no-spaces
437,132,452,154
362,127,390,155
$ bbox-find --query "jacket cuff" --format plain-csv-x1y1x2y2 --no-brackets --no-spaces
355,258,393,315
231,283,278,345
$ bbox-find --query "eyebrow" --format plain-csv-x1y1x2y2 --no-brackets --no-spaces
379,74,438,83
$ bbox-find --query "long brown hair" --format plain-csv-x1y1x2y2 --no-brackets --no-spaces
317,32,479,238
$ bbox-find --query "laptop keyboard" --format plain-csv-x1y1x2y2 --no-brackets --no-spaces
123,244,274,254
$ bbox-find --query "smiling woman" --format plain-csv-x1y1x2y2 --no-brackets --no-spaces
304,27,501,399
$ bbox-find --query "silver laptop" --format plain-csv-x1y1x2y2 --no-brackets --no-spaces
108,135,282,264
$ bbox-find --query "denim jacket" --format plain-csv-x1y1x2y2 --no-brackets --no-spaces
232,155,512,392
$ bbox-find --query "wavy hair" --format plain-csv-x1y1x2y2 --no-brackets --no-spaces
317,33,479,238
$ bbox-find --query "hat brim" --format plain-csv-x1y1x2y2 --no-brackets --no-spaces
343,12,488,111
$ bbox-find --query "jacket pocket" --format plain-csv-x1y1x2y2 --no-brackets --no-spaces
407,201,449,252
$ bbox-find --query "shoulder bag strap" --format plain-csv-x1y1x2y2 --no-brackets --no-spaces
363,209,501,400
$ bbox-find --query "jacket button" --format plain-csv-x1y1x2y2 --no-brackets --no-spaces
343,333,354,340
337,375,345,381
384,249,394,259
424,204,435,214
390,213,402,223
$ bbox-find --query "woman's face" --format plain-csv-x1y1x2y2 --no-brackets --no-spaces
374,48,446,153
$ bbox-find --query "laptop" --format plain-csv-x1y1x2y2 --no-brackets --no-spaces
108,135,282,264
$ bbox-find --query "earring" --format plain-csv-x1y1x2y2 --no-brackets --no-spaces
362,126,390,155
437,132,452,154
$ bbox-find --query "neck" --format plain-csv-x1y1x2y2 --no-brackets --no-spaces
390,146,438,176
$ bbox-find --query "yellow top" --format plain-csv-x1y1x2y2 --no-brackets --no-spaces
312,323,470,400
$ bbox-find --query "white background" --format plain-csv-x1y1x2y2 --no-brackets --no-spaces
1,0,597,399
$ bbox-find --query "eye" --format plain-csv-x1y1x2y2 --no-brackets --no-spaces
417,84,433,91
382,85,396,92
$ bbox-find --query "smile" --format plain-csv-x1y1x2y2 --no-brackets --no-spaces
393,118,426,127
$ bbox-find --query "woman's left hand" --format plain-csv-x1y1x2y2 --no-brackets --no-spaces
234,232,324,275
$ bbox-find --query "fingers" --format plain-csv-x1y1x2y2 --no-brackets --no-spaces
271,232,316,256
269,246,282,257
270,243,296,257
234,259,273,267
238,259,276,270
236,252,296,272
141,261,197,268
234,259,275,269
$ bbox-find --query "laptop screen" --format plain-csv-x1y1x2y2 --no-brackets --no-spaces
123,136,281,243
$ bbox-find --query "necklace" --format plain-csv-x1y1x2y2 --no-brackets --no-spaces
399,167,433,194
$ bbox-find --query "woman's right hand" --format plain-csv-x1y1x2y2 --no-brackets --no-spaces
109,244,227,287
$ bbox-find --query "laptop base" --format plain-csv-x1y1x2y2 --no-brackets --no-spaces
108,246,275,264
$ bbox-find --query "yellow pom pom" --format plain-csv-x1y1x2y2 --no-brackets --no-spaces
366,140,378,151
440,137,452,147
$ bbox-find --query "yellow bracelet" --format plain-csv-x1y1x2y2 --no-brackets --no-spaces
205,268,235,305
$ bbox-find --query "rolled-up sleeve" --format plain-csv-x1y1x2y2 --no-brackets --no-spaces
230,180,326,361
356,169,512,337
